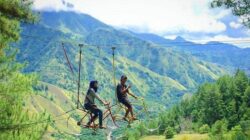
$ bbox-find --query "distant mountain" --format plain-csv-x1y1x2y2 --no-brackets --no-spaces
134,33,250,74
17,11,226,109
38,11,111,37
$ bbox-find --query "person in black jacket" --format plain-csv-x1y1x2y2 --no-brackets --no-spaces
116,75,138,121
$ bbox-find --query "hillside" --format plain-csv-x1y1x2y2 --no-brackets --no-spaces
16,12,227,110
14,12,230,139
27,82,150,140
141,70,250,140
134,33,250,74
25,83,81,139
26,83,115,139
2,0,249,140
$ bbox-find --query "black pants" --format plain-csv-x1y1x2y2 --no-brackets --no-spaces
119,99,132,109
84,103,103,126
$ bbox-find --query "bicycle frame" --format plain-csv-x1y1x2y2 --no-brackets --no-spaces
78,103,118,129
102,102,118,127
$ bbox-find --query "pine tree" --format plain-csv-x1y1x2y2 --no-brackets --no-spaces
234,70,248,121
0,0,48,139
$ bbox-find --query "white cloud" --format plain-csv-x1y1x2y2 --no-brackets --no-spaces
164,35,178,40
33,0,229,34
33,0,67,11
230,21,242,29
187,35,250,48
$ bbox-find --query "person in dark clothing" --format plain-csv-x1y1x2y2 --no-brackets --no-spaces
116,75,138,121
84,80,108,129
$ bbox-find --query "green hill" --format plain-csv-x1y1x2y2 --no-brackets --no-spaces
12,11,233,139
25,83,81,139
141,70,250,140
16,11,227,109
134,33,250,75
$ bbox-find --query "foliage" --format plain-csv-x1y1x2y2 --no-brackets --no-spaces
0,0,36,54
211,0,250,28
0,0,47,139
210,119,228,136
155,70,250,139
199,124,210,134
229,125,247,140
16,11,227,111
136,33,250,76
164,126,175,139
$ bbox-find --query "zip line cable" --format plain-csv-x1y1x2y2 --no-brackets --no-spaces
20,34,250,48
0,110,75,131
141,37,250,46
17,34,250,129
2,34,161,133
0,47,89,132
61,42,75,75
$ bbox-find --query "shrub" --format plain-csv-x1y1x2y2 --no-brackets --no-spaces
209,120,228,140
199,124,210,134
230,125,247,140
164,126,175,139
50,96,54,101
211,119,228,135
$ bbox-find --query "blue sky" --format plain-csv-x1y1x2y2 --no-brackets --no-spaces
33,0,250,48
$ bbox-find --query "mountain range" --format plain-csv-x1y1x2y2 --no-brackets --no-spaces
16,11,231,109
14,11,250,139
133,32,250,74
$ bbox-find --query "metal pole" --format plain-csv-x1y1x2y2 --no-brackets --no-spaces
77,44,83,109
111,47,116,88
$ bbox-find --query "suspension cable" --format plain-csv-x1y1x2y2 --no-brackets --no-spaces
61,42,75,75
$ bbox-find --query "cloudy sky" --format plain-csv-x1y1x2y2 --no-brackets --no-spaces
33,0,250,48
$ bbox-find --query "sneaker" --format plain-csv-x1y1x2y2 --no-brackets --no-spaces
83,122,91,127
99,126,106,129
123,117,128,122
131,117,138,120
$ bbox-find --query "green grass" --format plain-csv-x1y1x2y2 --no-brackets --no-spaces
140,135,165,140
25,83,81,137
140,133,208,140
173,133,208,140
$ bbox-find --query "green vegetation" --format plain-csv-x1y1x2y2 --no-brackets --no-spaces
16,11,227,111
140,134,209,140
150,70,249,139
135,33,250,76
0,0,249,139
123,70,250,140
25,82,82,139
13,11,232,139
0,0,48,139
0,0,36,54
199,124,210,134
164,126,175,139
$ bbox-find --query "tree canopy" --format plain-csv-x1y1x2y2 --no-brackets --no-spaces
211,0,250,28
0,0,48,139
